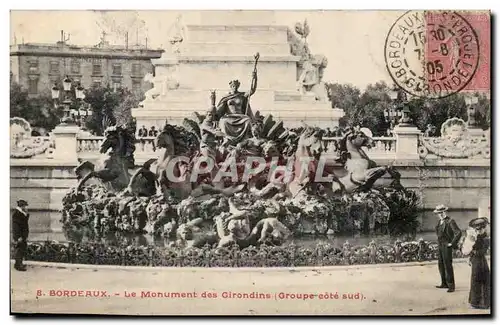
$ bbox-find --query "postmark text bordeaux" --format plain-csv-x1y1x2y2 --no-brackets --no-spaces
385,10,480,98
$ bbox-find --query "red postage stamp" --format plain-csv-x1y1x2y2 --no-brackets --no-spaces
457,12,491,92
385,10,489,98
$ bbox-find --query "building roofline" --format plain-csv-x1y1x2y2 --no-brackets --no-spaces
10,51,163,60
10,42,163,51
10,43,164,60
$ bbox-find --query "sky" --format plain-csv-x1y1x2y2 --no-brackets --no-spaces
10,10,406,90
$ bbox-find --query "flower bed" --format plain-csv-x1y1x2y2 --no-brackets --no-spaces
12,239,475,268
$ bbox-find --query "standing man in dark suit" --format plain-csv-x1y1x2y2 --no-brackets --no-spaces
12,199,30,271
138,125,148,138
434,204,462,292
148,126,158,137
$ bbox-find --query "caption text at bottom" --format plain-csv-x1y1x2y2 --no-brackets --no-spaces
37,290,366,301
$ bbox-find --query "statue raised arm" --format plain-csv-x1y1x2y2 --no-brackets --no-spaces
246,52,260,98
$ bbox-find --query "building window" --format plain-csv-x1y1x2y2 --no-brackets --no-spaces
28,78,38,94
49,61,60,74
132,79,142,92
112,64,122,76
92,78,102,88
71,61,81,74
92,64,102,75
112,81,122,92
132,63,142,76
28,61,38,73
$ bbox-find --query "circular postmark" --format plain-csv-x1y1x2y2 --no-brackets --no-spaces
385,10,480,99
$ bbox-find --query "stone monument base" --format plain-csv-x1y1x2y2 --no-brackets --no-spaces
132,11,344,129
133,91,343,129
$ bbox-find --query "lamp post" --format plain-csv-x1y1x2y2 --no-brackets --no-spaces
465,95,479,128
384,86,407,129
398,105,414,126
51,76,91,126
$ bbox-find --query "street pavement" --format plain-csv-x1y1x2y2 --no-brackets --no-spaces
10,260,491,316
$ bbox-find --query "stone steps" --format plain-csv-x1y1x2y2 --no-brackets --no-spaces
181,42,291,57
185,21,288,44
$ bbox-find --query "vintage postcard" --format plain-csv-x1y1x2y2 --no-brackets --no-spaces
10,9,491,316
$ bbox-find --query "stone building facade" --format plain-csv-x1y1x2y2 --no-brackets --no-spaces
10,42,163,96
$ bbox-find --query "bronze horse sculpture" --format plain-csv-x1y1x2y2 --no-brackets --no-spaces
332,128,402,193
76,124,136,193
286,126,346,198
153,121,245,200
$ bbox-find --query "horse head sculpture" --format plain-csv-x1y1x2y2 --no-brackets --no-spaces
332,127,401,194
297,126,324,160
76,121,136,193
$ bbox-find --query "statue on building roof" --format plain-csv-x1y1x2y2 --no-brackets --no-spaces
166,14,186,55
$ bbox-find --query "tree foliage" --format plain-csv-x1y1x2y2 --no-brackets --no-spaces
326,81,391,134
10,81,63,132
83,85,141,135
10,81,142,136
326,81,490,136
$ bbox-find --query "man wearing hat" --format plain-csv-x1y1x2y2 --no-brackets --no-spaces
434,204,462,292
12,199,30,271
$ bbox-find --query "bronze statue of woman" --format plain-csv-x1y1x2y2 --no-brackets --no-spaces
215,53,260,144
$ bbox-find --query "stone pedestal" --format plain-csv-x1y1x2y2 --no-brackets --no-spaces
133,11,343,129
467,127,486,137
51,124,80,163
393,125,421,160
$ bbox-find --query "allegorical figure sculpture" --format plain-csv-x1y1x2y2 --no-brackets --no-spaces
215,53,260,145
296,55,329,101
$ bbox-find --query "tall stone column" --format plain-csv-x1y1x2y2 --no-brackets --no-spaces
51,124,80,163
393,125,421,160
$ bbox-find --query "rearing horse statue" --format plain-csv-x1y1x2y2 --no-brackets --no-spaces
76,124,136,193
154,121,244,201
287,126,346,198
332,128,402,193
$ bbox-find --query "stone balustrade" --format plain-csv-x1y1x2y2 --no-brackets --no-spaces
77,136,104,153
322,136,397,159
77,136,158,158
11,123,489,165
66,127,489,163
135,137,159,154
74,135,400,161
